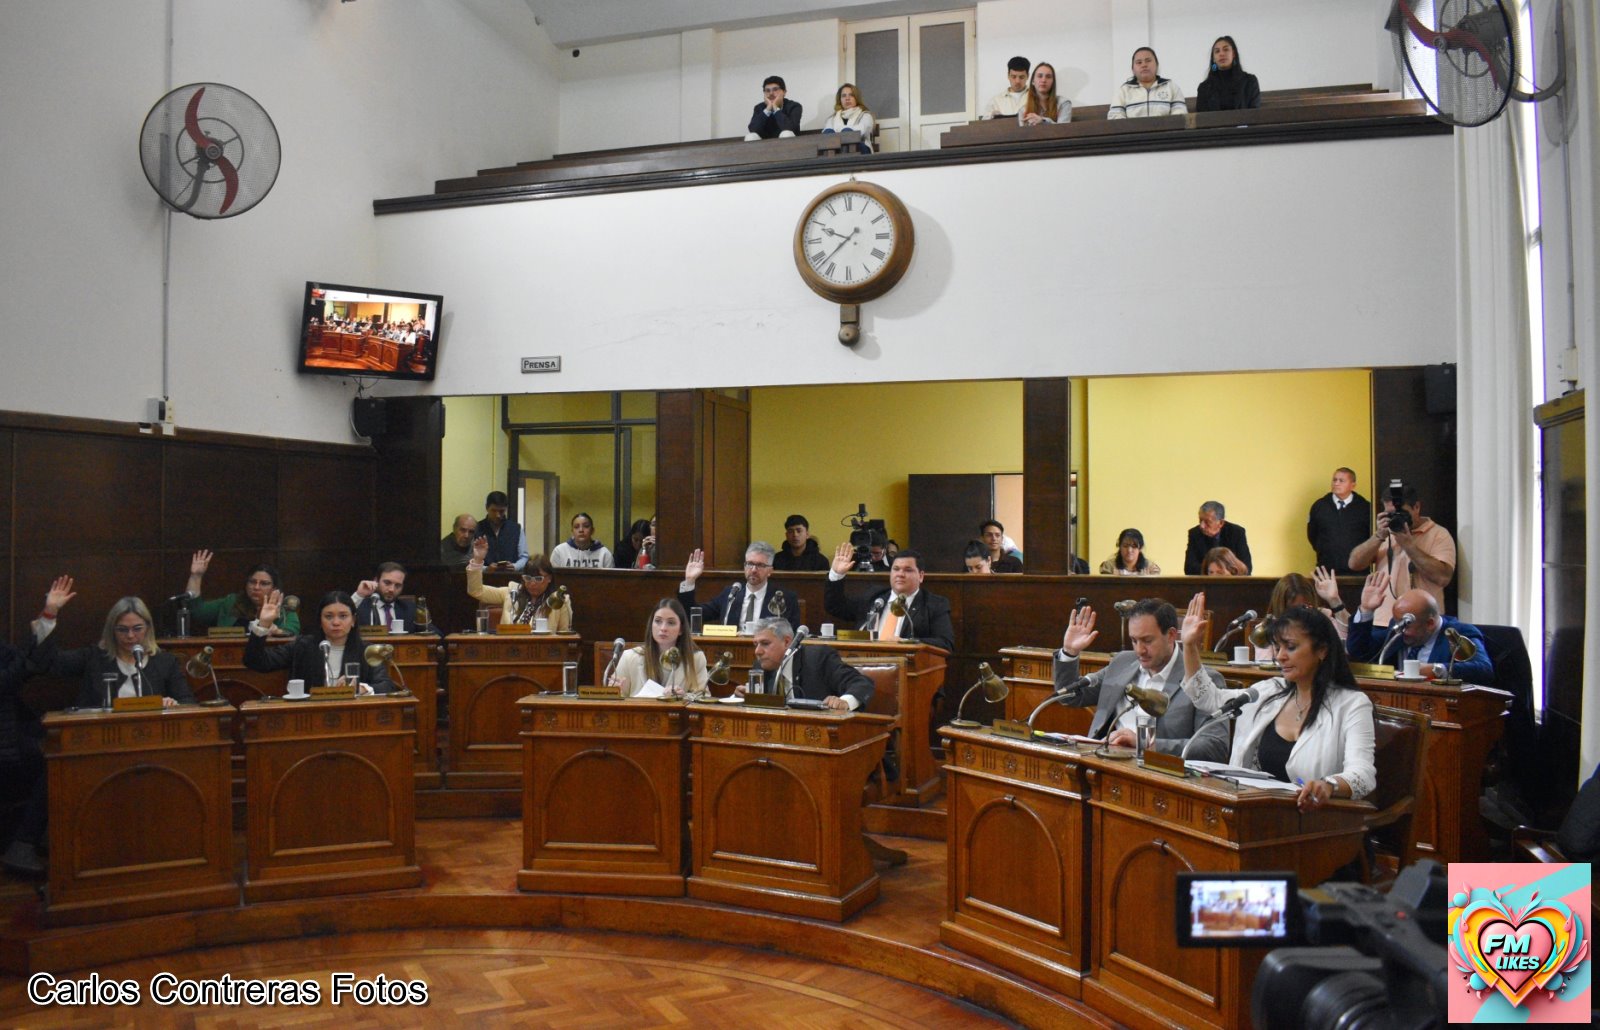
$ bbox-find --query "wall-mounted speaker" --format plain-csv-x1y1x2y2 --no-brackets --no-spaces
352,397,387,438
1424,363,1456,416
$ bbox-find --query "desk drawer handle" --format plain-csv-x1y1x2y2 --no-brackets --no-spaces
1003,794,1017,808
757,758,771,768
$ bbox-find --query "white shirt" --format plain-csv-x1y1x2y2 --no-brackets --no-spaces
1115,646,1180,734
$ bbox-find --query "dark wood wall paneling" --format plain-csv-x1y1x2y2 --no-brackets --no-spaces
0,412,380,649
706,393,751,568
1536,391,1584,813
1022,379,1073,574
909,474,991,574
373,397,445,566
1371,367,1459,609
655,391,702,569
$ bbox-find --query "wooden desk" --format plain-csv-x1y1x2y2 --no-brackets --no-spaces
43,705,235,925
941,726,1368,1028
1001,647,1508,861
162,634,442,790
516,695,690,896
444,632,580,788
687,704,891,921
239,696,422,902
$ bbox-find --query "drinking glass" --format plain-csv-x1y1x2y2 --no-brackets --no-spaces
102,672,120,709
689,607,704,635
344,662,361,688
747,669,765,696
1135,714,1157,761
475,608,491,634
563,662,579,696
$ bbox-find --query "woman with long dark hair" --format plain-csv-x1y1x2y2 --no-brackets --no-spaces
1267,569,1348,640
244,590,392,693
1196,35,1261,112
1178,593,1375,812
609,599,707,699
467,539,573,632
1099,528,1161,575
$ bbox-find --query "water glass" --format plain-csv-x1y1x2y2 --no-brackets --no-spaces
475,608,491,634
563,662,579,696
747,669,765,696
1135,714,1157,761
689,607,704,635
102,672,120,709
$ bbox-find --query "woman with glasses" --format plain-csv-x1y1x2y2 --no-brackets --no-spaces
49,596,195,709
465,538,574,631
181,550,300,635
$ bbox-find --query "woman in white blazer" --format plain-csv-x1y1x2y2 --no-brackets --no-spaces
609,599,707,698
1178,593,1375,811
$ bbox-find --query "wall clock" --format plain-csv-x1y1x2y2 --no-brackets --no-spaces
792,179,914,344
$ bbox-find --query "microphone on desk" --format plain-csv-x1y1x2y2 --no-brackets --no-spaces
1377,614,1416,664
1216,685,1260,718
863,597,886,634
601,636,627,687
130,644,149,698
1027,675,1093,727
1213,610,1257,654
319,639,334,686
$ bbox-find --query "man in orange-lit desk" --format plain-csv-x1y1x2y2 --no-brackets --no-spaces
737,618,873,712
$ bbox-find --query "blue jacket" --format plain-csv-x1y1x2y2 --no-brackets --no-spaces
1346,615,1495,684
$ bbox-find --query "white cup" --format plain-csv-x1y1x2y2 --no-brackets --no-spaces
534,616,550,633
1255,646,1273,663
1402,658,1422,678
821,622,835,638
286,678,307,698
391,618,405,634
1233,645,1251,664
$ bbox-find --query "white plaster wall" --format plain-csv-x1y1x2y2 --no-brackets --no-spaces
713,20,843,136
975,0,1112,110
558,35,684,153
373,132,1456,396
0,0,559,442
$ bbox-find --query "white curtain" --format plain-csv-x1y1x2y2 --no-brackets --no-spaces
1454,116,1534,632
1573,0,1600,786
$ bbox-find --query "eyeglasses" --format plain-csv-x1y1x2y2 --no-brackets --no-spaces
114,624,148,636
744,561,771,569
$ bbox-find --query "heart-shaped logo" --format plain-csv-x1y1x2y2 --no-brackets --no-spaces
1450,886,1590,1009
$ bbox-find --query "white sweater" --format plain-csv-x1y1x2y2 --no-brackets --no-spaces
1181,673,1377,800
1108,78,1187,119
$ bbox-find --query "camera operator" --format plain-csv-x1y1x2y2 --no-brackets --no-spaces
1346,483,1454,626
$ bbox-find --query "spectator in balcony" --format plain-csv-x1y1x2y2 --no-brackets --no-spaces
1100,528,1162,576
984,55,1031,120
746,75,803,140
1109,47,1186,119
1020,62,1071,125
823,83,875,152
1196,36,1261,112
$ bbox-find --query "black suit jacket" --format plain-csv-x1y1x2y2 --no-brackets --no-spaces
53,647,196,709
1306,492,1372,575
1184,521,1253,574
785,644,873,708
679,581,802,628
354,595,427,633
244,632,394,692
748,98,803,138
823,578,955,653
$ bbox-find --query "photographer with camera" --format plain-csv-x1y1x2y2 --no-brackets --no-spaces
1345,482,1454,626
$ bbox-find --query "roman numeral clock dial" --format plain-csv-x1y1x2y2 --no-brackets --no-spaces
792,179,915,345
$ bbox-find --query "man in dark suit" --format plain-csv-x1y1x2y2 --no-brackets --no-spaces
745,75,803,140
824,543,955,653
679,541,802,628
1306,467,1372,575
1346,583,1494,684
1051,598,1229,761
741,618,872,711
1184,500,1252,574
352,561,429,632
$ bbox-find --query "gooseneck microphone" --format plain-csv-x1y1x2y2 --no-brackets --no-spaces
601,637,627,687
131,644,149,697
1027,675,1093,727
775,626,810,697
1213,610,1257,654
864,596,886,635
1377,613,1417,664
319,639,334,687
1181,686,1263,760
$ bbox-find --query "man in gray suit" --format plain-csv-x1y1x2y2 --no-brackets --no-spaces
1052,598,1229,761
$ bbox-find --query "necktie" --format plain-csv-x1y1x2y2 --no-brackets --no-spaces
741,592,756,626
877,597,903,641
1405,645,1419,662
383,603,393,628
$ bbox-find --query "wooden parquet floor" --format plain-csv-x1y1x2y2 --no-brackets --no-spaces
0,926,1016,1027
0,818,1111,1028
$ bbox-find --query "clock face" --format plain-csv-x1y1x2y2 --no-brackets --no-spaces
800,190,898,288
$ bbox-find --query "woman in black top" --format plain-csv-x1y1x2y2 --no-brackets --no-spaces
53,596,195,709
1197,36,1261,112
244,590,393,693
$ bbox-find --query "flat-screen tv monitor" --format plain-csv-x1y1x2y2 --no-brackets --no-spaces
298,281,442,381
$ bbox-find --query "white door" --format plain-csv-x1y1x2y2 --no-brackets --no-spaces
844,10,974,152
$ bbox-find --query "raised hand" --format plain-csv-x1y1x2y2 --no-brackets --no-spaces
1359,568,1390,614
1180,593,1208,650
470,536,488,562
356,579,378,599
831,542,855,576
258,589,282,628
44,575,76,616
1311,566,1343,608
1060,605,1098,656
684,548,705,584
190,549,213,575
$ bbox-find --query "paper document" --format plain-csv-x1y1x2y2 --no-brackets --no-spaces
634,679,666,699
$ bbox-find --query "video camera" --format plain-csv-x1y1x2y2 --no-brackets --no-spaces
844,504,886,571
1176,861,1449,1029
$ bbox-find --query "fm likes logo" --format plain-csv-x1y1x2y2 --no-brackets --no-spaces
1448,862,1590,1023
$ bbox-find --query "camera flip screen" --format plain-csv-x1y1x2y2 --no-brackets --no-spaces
1176,872,1300,947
